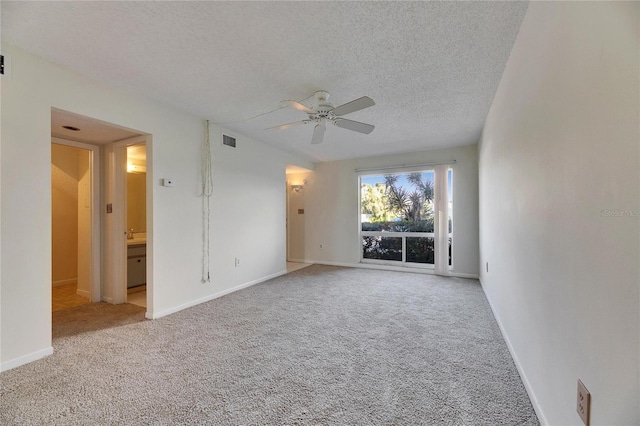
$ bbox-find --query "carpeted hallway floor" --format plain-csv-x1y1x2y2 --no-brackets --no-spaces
1,265,538,425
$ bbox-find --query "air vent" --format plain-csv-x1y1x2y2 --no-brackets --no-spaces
222,134,237,148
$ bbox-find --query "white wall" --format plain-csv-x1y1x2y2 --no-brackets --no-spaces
479,2,639,425
291,144,479,277
0,45,311,369
209,127,301,292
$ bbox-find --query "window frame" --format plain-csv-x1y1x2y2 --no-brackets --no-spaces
357,168,436,269
356,163,455,274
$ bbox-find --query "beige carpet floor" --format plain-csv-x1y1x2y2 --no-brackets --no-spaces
1,265,538,425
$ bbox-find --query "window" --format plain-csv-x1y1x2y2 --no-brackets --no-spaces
359,167,452,270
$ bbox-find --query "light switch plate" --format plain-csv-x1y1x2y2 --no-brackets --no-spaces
162,178,175,187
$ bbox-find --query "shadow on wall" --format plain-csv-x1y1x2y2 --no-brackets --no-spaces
51,143,91,297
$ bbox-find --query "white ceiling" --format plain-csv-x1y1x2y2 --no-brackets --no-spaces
2,1,528,163
52,108,143,145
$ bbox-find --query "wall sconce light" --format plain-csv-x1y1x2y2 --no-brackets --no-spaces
291,184,303,192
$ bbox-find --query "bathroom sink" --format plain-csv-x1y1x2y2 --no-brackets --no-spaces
127,237,147,246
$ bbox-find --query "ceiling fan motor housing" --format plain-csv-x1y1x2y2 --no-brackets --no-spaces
272,90,375,143
309,107,336,124
310,91,335,123
314,90,330,103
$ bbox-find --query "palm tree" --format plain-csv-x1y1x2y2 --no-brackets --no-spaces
384,175,410,220
384,173,433,222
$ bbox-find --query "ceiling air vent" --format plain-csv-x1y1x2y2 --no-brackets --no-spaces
222,134,237,148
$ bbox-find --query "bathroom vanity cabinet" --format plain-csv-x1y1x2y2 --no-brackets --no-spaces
127,244,146,288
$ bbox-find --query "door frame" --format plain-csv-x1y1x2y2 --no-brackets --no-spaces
51,137,102,302
285,179,290,262
106,135,152,312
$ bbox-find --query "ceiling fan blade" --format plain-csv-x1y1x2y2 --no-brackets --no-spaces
331,96,375,116
265,120,310,131
334,118,375,134
311,120,326,144
284,100,317,114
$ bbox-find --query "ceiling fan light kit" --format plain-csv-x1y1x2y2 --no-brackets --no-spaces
269,90,375,144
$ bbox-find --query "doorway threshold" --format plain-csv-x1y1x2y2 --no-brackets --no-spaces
286,262,313,273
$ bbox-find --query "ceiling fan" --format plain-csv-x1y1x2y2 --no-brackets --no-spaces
268,90,375,144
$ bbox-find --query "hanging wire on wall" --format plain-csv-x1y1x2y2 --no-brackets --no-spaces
210,94,314,125
201,120,214,282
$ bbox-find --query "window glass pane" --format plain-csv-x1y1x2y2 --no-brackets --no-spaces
406,237,434,264
362,236,402,261
361,171,435,232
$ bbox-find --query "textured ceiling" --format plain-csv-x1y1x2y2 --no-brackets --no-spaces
2,1,529,162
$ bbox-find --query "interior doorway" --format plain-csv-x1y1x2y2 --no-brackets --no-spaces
125,143,147,308
51,108,149,313
285,164,313,272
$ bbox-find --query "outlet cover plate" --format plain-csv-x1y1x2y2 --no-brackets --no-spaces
0,52,11,79
577,379,590,425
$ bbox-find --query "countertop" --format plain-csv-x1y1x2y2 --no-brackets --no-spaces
127,237,147,247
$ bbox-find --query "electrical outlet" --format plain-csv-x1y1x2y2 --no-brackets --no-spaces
0,52,11,79
486,262,489,273
319,244,323,250
234,257,240,267
577,379,590,426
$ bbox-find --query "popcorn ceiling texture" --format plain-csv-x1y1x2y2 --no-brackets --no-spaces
1,265,538,425
1,2,529,162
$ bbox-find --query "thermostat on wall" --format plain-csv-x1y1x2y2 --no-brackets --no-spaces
162,178,175,187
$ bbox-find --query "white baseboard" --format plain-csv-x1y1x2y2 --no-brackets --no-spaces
76,288,90,298
310,259,435,274
148,269,288,320
1,346,54,372
449,271,480,279
287,258,308,263
479,278,548,425
52,278,76,287
303,259,479,279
